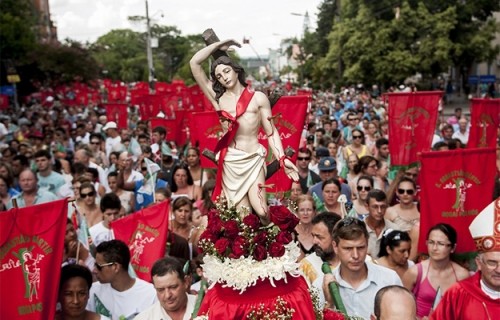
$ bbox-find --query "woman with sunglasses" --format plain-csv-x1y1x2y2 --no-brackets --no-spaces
376,229,413,279
78,182,102,228
403,223,470,318
348,175,373,220
342,128,372,161
386,177,420,261
170,164,202,201
348,155,380,195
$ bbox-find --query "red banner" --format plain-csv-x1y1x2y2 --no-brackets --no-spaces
467,98,500,149
259,96,309,193
189,111,223,168
111,201,169,282
104,103,128,129
0,94,9,109
419,148,496,253
388,91,442,166
0,199,68,319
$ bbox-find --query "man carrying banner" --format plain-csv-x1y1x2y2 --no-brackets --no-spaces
430,198,500,319
190,38,298,225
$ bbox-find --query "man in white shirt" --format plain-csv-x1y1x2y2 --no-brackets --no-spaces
89,193,121,247
134,257,196,320
451,117,469,145
323,217,402,319
87,240,157,319
103,121,122,158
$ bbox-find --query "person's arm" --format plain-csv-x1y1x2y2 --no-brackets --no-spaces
116,166,135,191
189,39,241,108
257,92,298,182
402,264,418,291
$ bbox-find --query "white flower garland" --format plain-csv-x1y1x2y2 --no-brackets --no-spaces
202,242,302,293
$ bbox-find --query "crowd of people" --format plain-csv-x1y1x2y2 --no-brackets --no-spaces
1,47,500,318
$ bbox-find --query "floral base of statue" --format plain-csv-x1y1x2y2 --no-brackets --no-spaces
196,203,317,319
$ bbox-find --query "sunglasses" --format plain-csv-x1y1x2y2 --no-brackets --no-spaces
397,188,415,195
80,191,96,199
141,167,148,171
352,135,363,139
357,185,371,192
95,262,115,271
337,217,365,229
297,157,311,161
348,118,358,121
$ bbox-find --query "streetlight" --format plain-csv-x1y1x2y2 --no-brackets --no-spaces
290,11,310,36
145,0,154,89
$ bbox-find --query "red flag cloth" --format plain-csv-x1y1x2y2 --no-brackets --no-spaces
258,96,309,193
387,91,443,167
296,89,313,97
418,148,496,253
467,98,500,149
189,111,222,169
0,94,9,109
0,199,68,320
149,117,183,145
155,82,171,94
104,103,128,129
111,201,169,282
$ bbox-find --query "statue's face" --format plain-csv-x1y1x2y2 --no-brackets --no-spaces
214,64,238,89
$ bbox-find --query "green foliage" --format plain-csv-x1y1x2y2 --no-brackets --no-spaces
306,0,499,88
0,0,37,62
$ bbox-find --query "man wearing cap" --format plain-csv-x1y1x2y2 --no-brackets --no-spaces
103,121,121,158
430,198,500,319
310,146,330,175
308,156,352,207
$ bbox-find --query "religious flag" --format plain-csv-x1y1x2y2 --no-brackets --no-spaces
189,111,222,169
104,103,128,129
418,148,496,253
0,199,68,319
387,91,442,167
0,94,9,109
111,201,169,282
258,95,309,193
467,98,500,149
138,158,160,197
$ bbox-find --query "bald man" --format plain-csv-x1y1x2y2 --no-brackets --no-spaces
371,285,416,320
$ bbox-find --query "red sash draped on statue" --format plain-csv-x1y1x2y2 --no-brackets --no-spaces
212,88,255,201
418,148,496,253
467,98,500,149
0,199,68,320
111,201,169,282
387,91,442,167
198,275,316,319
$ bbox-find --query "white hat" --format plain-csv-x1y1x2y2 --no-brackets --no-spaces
469,197,500,252
102,121,117,131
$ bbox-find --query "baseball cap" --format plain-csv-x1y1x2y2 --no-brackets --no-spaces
102,121,117,131
318,157,337,171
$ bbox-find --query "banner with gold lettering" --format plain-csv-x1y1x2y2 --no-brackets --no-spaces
419,148,496,253
387,91,443,167
111,201,169,282
467,98,500,149
0,199,68,319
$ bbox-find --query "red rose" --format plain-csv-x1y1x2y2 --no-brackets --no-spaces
253,244,268,261
323,309,346,320
270,206,299,231
269,241,285,258
276,231,293,244
224,220,240,239
207,215,223,235
242,214,261,230
214,238,230,256
231,236,247,258
199,230,217,244
253,231,268,245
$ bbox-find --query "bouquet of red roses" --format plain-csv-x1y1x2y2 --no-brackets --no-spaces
199,202,299,261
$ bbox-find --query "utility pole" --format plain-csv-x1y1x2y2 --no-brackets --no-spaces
145,0,155,90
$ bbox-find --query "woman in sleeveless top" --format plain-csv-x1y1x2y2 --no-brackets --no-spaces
376,229,414,279
294,194,317,261
402,223,470,318
342,128,371,160
348,175,373,220
186,147,209,187
170,164,202,201
386,177,420,261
